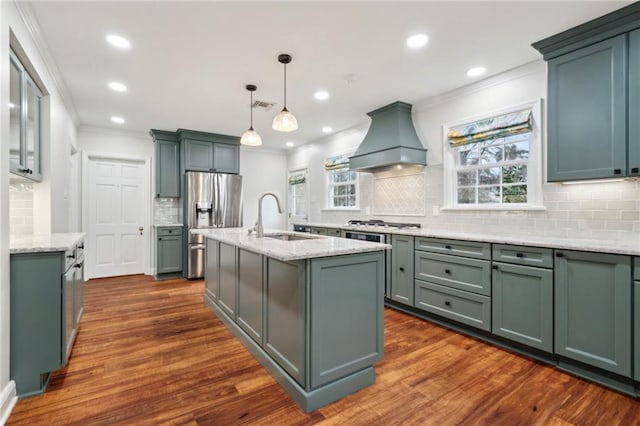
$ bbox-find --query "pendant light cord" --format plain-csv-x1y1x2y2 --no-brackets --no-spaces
283,62,287,109
250,89,254,129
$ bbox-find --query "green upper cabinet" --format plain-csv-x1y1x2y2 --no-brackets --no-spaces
532,3,640,182
546,35,627,181
554,250,631,377
628,29,640,176
178,129,240,174
150,129,180,198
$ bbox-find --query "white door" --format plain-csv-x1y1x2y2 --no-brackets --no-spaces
84,154,150,279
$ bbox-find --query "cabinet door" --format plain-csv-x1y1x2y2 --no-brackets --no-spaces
218,243,237,319
264,258,306,385
635,280,640,381
155,140,180,197
310,227,328,235
212,143,240,174
237,249,264,345
629,29,640,177
391,234,414,305
157,235,183,274
63,266,76,364
74,261,84,327
183,139,213,172
554,250,631,376
205,239,220,302
547,35,627,181
492,263,553,352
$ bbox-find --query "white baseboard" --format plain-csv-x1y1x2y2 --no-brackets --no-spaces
0,380,17,425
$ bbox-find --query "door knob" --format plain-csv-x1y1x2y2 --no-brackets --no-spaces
139,226,144,236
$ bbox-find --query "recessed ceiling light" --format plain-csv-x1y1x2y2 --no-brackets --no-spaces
108,81,127,92
106,34,131,49
314,90,329,101
322,126,332,133
110,116,125,124
406,33,429,49
466,66,487,77
285,141,295,148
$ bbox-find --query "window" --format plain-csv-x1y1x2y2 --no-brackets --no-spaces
325,154,358,209
443,100,543,209
288,169,308,220
10,48,44,180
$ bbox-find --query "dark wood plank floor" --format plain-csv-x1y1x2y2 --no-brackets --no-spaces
8,275,640,425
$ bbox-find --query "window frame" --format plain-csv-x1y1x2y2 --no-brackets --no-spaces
288,168,309,221
324,155,360,211
442,99,544,211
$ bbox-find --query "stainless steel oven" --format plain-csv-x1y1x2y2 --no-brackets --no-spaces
343,230,391,297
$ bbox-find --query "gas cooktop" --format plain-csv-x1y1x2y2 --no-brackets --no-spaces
346,219,421,230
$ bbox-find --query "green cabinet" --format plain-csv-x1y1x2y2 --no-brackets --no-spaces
204,238,220,303
310,227,328,236
554,250,632,376
150,129,180,197
390,234,414,305
546,35,627,181
634,257,640,381
237,249,264,345
180,129,240,174
492,258,553,353
264,257,306,385
629,29,640,176
156,227,183,275
218,242,237,319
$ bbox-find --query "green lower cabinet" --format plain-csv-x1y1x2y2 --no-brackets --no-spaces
264,258,306,385
237,249,265,346
310,227,328,235
390,234,414,305
326,228,342,237
492,262,553,352
554,250,632,376
204,239,219,303
156,227,183,275
635,280,640,382
218,243,237,319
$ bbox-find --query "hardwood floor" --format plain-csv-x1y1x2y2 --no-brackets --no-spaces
8,275,640,425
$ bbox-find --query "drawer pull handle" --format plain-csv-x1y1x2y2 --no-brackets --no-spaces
632,167,639,174
613,168,622,175
444,269,451,274
444,301,451,307
492,265,498,270
516,252,524,258
444,245,452,250
556,252,563,258
399,267,405,272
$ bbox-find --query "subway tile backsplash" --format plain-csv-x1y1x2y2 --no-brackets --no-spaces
154,197,182,224
10,181,34,236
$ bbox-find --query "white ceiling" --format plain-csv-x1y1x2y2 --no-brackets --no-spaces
26,1,631,149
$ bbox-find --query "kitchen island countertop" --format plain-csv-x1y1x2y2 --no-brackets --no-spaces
10,233,86,254
191,227,390,262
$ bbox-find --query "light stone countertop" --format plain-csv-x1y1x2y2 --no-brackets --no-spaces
10,233,86,254
302,222,640,256
191,228,391,262
153,223,183,227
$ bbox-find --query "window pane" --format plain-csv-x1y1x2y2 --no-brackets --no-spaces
479,167,500,185
504,140,529,161
9,60,21,170
347,184,355,195
457,170,476,186
479,186,500,203
347,195,356,206
458,148,479,166
480,146,503,164
503,185,527,203
348,171,357,181
457,188,476,204
502,165,527,184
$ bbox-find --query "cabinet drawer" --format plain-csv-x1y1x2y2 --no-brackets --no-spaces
310,228,328,235
492,244,553,268
158,227,183,237
415,251,491,296
414,280,491,331
634,257,639,281
326,228,342,237
414,237,490,260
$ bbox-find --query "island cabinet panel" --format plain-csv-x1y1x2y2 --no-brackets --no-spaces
218,243,237,320
309,252,384,388
237,249,265,346
547,35,627,181
554,250,632,376
264,258,306,386
634,257,639,381
492,262,553,352
390,234,414,305
204,239,219,302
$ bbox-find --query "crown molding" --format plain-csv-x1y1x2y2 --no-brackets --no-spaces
14,1,80,127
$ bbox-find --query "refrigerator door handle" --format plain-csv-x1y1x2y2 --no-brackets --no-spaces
190,244,205,250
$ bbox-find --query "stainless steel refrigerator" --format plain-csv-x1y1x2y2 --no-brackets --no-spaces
185,171,243,279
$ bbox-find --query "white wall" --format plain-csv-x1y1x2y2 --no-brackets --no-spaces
287,60,640,243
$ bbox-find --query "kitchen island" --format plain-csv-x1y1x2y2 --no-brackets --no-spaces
192,228,390,412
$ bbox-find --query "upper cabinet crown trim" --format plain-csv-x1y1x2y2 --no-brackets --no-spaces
176,128,240,146
532,2,640,60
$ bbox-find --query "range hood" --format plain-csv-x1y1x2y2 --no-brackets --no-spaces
349,101,427,172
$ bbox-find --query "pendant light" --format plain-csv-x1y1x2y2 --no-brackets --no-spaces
272,53,298,132
240,84,262,146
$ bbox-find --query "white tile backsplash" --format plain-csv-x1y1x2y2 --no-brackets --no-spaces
10,182,34,236
154,197,181,224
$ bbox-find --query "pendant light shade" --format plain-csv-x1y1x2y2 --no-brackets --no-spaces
273,53,298,132
240,84,262,146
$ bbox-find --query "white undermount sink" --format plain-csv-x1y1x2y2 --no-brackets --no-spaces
265,233,320,241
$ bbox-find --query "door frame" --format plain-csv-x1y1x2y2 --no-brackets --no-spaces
82,152,152,279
